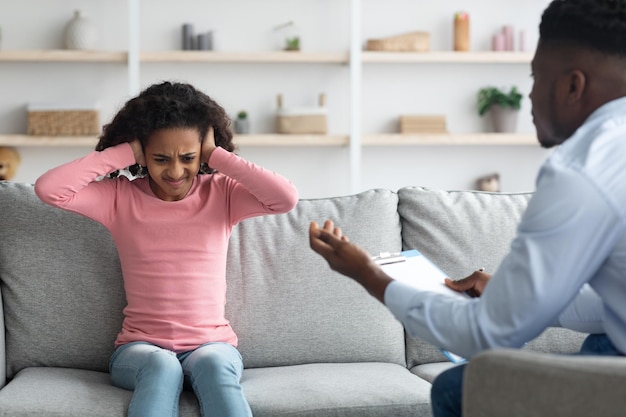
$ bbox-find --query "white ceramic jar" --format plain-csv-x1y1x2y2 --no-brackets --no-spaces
64,10,98,50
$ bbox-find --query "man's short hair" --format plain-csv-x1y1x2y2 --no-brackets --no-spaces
540,0,626,56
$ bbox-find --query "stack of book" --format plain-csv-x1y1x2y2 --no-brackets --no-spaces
399,115,447,134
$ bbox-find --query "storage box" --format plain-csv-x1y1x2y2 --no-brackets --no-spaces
276,94,327,134
400,115,447,134
366,31,430,52
27,104,100,136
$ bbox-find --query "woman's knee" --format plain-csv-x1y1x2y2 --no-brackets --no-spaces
111,343,183,390
183,343,243,381
142,349,183,380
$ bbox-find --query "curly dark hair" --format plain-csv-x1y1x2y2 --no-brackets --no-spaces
540,0,626,56
96,81,235,176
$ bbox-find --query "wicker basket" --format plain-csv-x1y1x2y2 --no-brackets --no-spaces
27,106,100,136
366,31,430,52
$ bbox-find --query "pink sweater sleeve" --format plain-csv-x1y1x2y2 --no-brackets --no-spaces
34,143,136,225
208,147,299,223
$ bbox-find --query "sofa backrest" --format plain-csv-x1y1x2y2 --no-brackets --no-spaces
0,290,5,388
226,189,406,368
397,186,586,365
397,187,532,364
0,183,406,380
0,182,126,380
398,187,532,279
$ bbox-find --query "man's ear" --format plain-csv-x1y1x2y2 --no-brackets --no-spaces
565,69,586,104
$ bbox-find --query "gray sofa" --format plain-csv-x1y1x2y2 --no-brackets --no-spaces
0,181,589,416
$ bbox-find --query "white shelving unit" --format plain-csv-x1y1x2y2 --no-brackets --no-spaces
0,47,533,149
1,0,540,194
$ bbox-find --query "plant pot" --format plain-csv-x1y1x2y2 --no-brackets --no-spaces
489,105,518,133
234,118,249,134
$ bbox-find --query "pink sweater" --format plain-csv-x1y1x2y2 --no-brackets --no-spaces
35,143,298,352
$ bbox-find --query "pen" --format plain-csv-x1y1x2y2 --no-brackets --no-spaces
372,252,406,265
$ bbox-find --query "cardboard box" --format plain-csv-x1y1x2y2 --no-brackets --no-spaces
276,94,327,134
400,115,447,134
366,31,430,52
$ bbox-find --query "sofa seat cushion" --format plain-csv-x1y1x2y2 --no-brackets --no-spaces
410,362,458,384
0,367,193,417
244,362,432,417
0,364,433,417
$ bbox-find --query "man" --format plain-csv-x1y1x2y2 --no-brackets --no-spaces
309,0,626,416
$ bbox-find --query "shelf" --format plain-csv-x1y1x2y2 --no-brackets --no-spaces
361,133,537,146
0,50,128,63
361,51,533,64
0,134,348,148
0,135,99,147
0,50,532,65
0,133,537,148
140,51,350,64
234,134,349,146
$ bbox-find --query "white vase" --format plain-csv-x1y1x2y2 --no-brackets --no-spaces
64,10,98,50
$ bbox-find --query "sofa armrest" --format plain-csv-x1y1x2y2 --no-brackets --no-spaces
463,348,626,417
0,290,6,388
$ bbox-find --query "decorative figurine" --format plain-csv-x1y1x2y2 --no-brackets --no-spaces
0,146,21,181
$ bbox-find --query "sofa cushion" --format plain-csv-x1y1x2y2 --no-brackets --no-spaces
397,186,586,365
410,362,457,384
0,364,433,417
242,362,432,416
398,187,532,278
0,367,204,417
0,182,126,380
226,189,406,367
0,184,405,378
0,290,5,386
523,327,587,354
397,186,532,365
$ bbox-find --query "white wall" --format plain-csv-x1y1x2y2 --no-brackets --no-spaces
1,0,552,198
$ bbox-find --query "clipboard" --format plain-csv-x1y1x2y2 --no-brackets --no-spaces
375,249,468,364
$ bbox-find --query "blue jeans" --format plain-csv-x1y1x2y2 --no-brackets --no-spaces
109,341,252,417
430,334,624,417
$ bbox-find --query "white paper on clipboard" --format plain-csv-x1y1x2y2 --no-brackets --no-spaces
378,250,470,300
377,249,469,364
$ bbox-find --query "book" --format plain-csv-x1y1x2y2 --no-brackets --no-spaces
375,249,468,364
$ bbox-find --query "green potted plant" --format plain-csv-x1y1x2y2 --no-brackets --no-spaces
273,21,300,52
234,111,249,134
477,86,523,133
284,36,300,51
